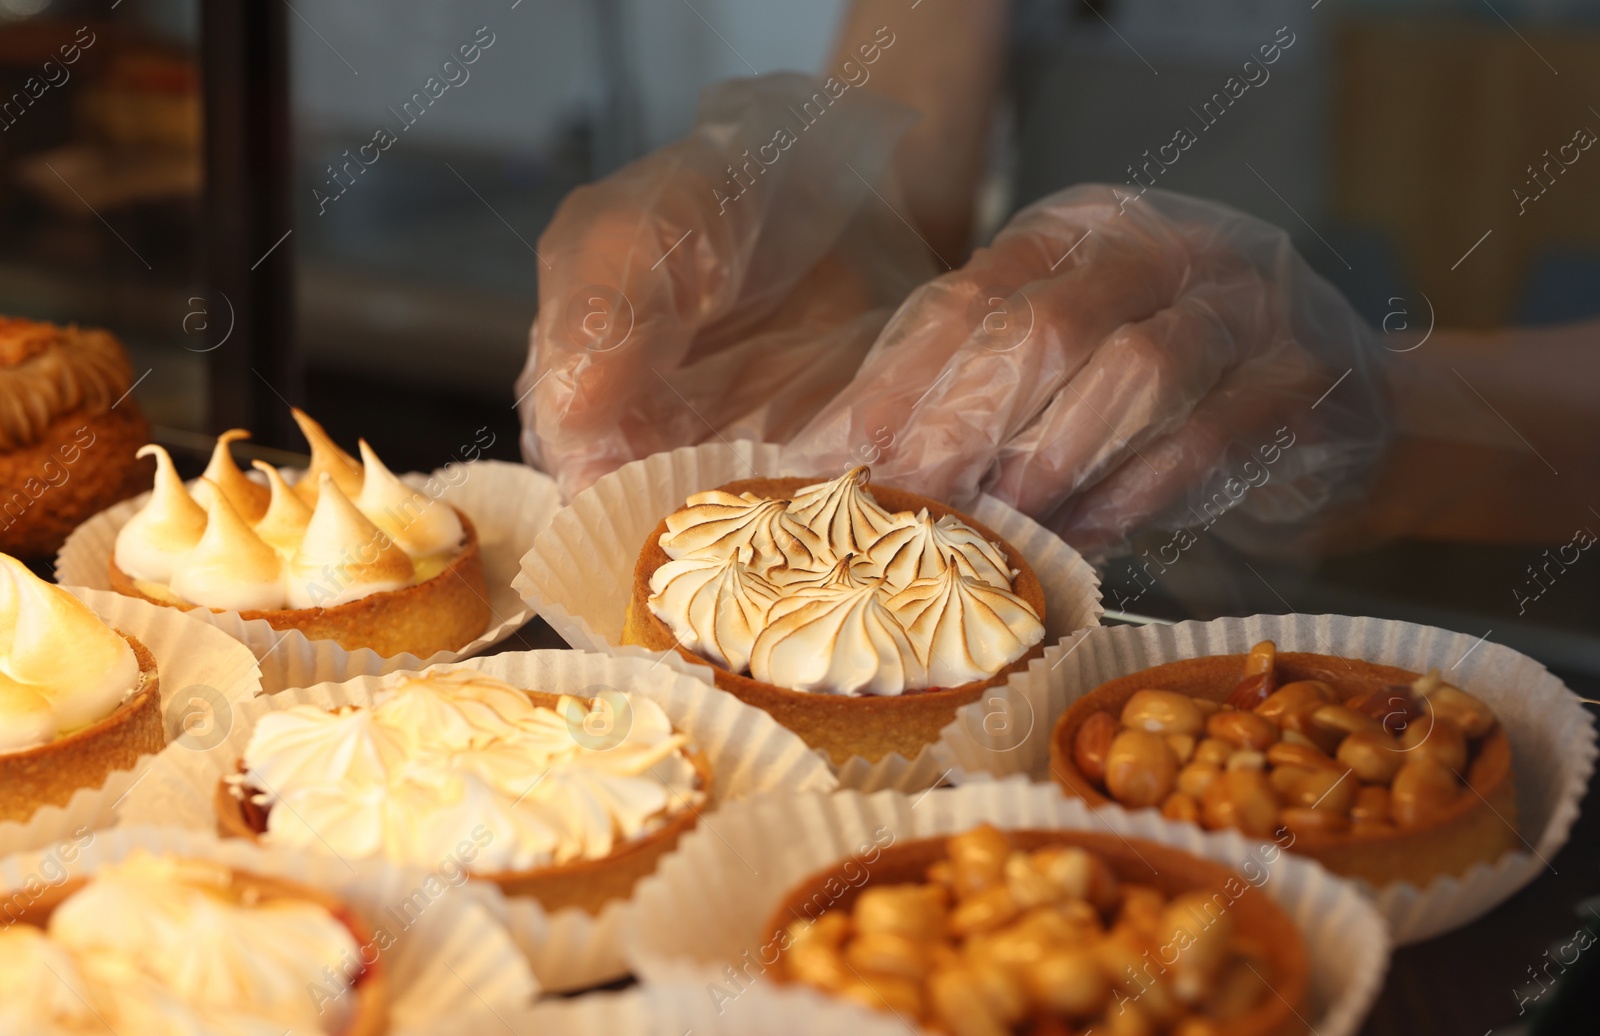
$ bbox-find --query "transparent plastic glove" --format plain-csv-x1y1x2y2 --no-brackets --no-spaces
516,73,935,498
786,185,1393,559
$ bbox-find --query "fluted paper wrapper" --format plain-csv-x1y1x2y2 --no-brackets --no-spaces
0,588,260,859
515,442,1102,792
481,982,911,1035
627,783,1389,1036
934,614,1597,944
0,824,536,1033
57,459,561,693
117,649,837,993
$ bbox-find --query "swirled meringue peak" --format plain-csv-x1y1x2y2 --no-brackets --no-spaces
0,552,139,750
286,475,414,609
114,444,207,584
887,567,1044,687
650,465,1041,693
751,577,926,696
191,429,269,523
236,672,706,872
356,439,464,558
787,465,912,557
289,407,363,506
250,460,313,555
43,851,362,1036
866,508,1016,590
170,480,286,612
660,489,827,576
647,546,781,672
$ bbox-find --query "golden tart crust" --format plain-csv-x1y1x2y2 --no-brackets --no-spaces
623,475,1048,766
0,317,151,557
9,861,389,1036
110,507,491,658
213,688,713,917
0,632,164,824
767,828,1309,1036
1049,652,1518,889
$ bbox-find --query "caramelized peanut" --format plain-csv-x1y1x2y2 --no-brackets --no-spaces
1310,703,1383,738
1121,690,1205,737
1074,711,1119,783
949,824,1014,896
1350,785,1391,824
1243,640,1277,677
929,966,1009,1036
1335,730,1404,784
1176,762,1222,800
1033,847,1121,912
1268,764,1313,797
1255,681,1335,721
1026,947,1109,1016
1193,737,1234,767
1391,757,1460,827
1104,729,1178,809
788,939,849,989
1265,741,1343,771
1400,714,1468,773
1280,766,1355,813
1160,891,1235,1000
951,886,1021,936
1166,733,1197,765
1420,681,1496,738
1162,791,1201,823
1205,710,1278,751
846,932,929,981
855,885,949,941
1005,853,1061,910
1279,806,1352,834
1201,770,1279,837
1224,749,1266,772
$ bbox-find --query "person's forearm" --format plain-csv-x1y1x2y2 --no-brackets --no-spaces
1357,320,1600,543
828,0,1010,263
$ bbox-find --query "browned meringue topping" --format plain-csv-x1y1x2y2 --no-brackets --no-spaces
0,318,135,451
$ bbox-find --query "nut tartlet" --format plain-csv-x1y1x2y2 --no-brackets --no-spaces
214,669,711,915
0,316,152,557
0,551,164,824
108,408,489,658
3,851,387,1035
623,467,1048,764
1050,640,1518,888
768,824,1308,1036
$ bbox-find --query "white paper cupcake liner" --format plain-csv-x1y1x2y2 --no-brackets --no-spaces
56,459,561,693
933,613,1598,944
627,782,1389,1036
117,648,838,993
514,442,1102,793
0,824,537,1033
481,982,911,1035
0,588,260,860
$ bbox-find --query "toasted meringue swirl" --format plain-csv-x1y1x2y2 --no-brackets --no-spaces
887,567,1045,687
750,577,927,696
0,552,141,753
9,851,366,1035
648,546,780,673
648,466,1041,696
866,508,1016,590
787,466,911,557
236,670,706,872
115,414,470,613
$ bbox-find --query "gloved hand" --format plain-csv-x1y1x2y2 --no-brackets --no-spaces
516,73,936,498
786,185,1393,558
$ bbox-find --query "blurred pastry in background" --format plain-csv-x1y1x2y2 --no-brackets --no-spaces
0,315,150,557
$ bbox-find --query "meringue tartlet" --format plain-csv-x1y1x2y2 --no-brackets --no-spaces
215,669,712,916
0,316,152,557
1049,641,1518,889
4,851,387,1035
0,551,163,824
108,409,490,659
622,467,1048,764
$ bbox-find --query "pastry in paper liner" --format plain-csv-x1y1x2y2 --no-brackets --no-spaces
515,442,1101,792
932,614,1596,944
